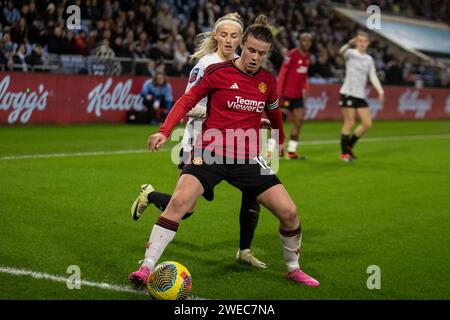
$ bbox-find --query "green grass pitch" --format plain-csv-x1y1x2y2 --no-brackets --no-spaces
0,120,449,300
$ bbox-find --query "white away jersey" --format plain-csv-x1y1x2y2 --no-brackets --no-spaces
340,48,381,99
185,52,238,118
185,52,222,118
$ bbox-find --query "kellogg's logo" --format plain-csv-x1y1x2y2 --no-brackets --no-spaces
0,75,49,124
304,92,328,120
398,90,432,118
87,78,143,117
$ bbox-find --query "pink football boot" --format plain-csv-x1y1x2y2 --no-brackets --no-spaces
128,265,151,287
287,268,320,287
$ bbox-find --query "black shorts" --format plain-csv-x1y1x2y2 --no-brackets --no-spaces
181,156,281,201
282,97,305,109
178,148,191,170
339,94,368,108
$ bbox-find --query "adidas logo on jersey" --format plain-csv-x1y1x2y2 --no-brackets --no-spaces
230,83,239,89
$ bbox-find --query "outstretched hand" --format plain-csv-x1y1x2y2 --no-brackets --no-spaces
148,133,167,151
260,118,272,131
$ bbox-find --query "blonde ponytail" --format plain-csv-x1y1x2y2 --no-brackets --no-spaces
191,32,217,60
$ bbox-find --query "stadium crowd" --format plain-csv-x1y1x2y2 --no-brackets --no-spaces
0,0,448,87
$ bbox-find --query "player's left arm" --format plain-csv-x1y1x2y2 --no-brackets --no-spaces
369,58,384,107
265,75,286,149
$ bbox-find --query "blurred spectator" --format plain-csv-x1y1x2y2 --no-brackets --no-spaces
149,35,173,61
83,0,102,21
25,43,43,66
11,17,27,43
173,35,190,75
310,50,333,79
385,60,404,85
12,42,28,71
156,3,178,36
27,17,47,45
47,25,64,54
95,39,121,75
2,32,14,54
3,1,21,26
0,0,447,87
111,36,127,57
45,3,58,29
140,71,174,124
22,2,38,26
74,31,90,56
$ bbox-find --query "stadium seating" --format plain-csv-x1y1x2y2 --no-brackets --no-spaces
0,0,448,87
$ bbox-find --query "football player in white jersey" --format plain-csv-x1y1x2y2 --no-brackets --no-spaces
339,31,384,161
129,14,267,285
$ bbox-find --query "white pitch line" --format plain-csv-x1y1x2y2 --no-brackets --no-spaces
0,149,149,160
1,134,449,161
0,265,206,300
0,266,146,295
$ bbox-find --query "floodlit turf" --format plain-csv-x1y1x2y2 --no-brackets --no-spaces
0,120,449,300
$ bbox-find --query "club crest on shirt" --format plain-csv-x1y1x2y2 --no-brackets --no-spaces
192,157,203,165
258,82,267,93
189,68,200,83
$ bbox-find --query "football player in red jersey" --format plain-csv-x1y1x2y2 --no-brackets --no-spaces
268,32,312,160
129,16,319,288
130,13,267,269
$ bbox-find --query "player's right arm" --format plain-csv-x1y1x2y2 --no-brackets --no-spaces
148,72,213,151
339,37,356,58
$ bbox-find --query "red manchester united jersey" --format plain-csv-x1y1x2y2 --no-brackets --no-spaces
159,59,285,159
277,49,311,99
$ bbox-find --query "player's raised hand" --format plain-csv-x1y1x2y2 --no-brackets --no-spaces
349,37,357,46
148,133,167,151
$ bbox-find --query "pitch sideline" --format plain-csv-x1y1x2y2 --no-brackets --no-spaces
0,265,205,299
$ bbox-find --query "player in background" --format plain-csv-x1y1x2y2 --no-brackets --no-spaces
129,16,320,287
339,31,384,161
130,13,267,269
268,32,312,160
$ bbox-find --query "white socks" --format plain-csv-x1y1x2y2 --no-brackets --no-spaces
143,223,177,270
270,139,298,154
280,230,302,273
287,140,298,153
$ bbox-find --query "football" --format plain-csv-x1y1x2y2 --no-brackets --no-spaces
146,261,192,300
